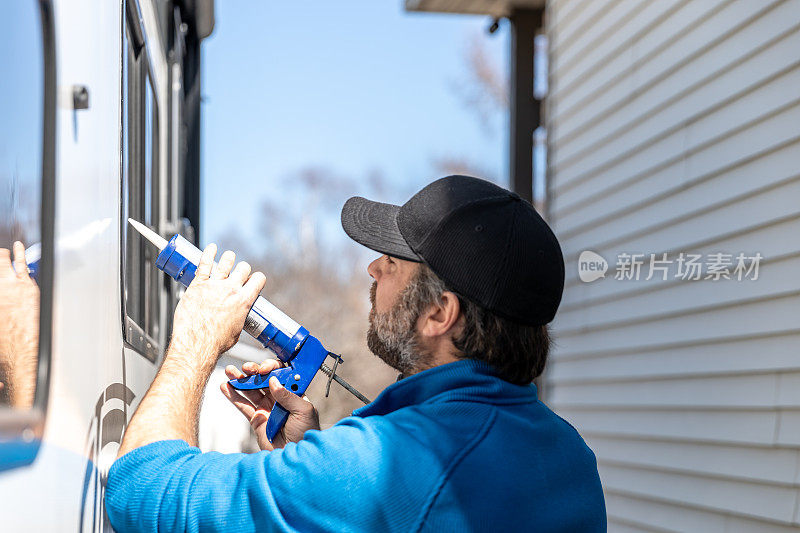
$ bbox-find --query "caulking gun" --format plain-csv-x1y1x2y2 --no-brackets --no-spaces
128,218,370,442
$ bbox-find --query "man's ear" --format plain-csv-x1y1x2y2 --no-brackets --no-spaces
419,291,461,339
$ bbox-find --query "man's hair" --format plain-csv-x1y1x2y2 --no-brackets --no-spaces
411,263,552,385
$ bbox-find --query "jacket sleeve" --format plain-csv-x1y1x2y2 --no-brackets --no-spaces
105,417,392,533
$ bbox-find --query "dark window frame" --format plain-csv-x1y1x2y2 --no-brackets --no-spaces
121,0,162,362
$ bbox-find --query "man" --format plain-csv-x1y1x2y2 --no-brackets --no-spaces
106,175,606,532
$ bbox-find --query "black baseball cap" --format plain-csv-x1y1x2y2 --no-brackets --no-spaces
340,175,565,326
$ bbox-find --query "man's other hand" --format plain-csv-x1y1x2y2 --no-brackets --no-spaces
169,244,267,364
221,359,321,450
0,242,40,408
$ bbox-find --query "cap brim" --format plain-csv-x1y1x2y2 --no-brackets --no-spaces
341,196,422,262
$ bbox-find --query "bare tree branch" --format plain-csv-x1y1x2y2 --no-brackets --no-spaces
449,31,508,135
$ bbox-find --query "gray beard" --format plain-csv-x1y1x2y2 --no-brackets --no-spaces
366,281,429,375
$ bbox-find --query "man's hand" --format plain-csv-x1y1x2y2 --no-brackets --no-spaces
168,244,267,366
0,242,40,408
118,243,267,457
221,359,320,450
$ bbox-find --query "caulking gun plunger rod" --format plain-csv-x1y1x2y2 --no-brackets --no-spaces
128,219,370,441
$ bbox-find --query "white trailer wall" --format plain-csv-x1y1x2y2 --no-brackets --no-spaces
545,0,800,531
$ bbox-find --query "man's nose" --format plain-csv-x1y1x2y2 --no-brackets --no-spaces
367,257,381,281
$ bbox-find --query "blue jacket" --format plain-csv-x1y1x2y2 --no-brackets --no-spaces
106,359,606,532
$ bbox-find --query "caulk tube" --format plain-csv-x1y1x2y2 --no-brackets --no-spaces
155,233,309,362
23,243,41,283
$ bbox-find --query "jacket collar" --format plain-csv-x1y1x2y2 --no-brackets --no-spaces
352,359,539,418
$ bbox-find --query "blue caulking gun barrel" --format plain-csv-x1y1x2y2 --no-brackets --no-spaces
128,219,369,442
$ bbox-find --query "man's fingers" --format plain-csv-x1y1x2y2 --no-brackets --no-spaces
227,363,271,405
269,377,310,414
195,244,217,281
243,360,282,376
225,362,282,412
228,261,251,285
250,409,270,428
221,377,267,409
242,272,267,303
224,364,245,380
12,242,30,280
241,361,260,375
257,359,282,375
220,383,257,420
212,250,235,280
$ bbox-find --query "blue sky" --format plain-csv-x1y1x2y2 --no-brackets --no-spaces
201,1,508,246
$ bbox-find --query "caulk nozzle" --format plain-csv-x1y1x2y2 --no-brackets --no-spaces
128,218,168,251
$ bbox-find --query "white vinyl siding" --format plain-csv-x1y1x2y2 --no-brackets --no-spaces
545,0,800,530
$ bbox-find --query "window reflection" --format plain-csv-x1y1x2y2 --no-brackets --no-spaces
0,1,44,409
